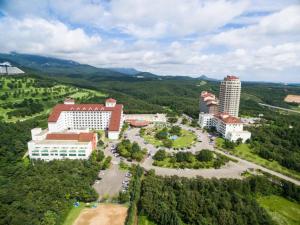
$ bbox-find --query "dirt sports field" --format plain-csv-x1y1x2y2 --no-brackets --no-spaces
73,204,127,225
284,95,300,103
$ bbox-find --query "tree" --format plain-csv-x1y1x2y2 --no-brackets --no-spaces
163,139,173,148
155,128,168,140
197,149,213,162
236,138,243,145
153,149,167,161
168,117,178,124
170,125,182,136
41,211,57,225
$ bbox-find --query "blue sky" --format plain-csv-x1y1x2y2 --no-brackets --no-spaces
0,0,299,82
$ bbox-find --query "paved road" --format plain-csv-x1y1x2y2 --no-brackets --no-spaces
259,103,300,114
123,124,300,185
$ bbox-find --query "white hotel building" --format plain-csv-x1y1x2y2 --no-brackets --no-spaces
48,98,124,140
198,75,251,143
28,98,124,160
199,113,251,142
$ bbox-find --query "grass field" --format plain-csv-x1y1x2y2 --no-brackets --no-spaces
173,129,197,148
142,127,196,149
138,216,157,225
63,203,86,225
0,77,106,122
216,138,300,180
257,195,300,225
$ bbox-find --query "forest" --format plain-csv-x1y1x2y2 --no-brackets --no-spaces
138,173,300,225
0,118,104,225
248,113,300,172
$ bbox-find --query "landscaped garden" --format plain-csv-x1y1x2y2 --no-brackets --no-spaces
140,125,197,149
152,149,233,169
117,139,147,162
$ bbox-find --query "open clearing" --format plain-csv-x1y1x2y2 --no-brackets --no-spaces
73,204,127,225
284,94,300,103
257,195,300,225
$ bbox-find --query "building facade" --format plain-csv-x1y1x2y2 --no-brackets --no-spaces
218,75,241,117
199,112,251,142
199,91,219,114
48,98,124,140
28,128,97,161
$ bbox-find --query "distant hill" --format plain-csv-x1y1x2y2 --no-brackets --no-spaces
0,52,128,77
197,75,219,81
0,52,220,81
108,67,141,75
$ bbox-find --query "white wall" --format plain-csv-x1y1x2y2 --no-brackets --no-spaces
108,131,119,140
28,141,93,161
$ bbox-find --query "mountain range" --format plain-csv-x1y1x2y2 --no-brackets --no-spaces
0,52,216,81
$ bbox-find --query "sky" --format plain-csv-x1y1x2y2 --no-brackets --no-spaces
0,0,299,82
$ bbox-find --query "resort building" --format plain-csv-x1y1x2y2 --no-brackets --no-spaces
28,98,123,160
0,62,24,75
199,113,251,142
48,98,124,140
199,91,219,114
28,128,97,161
219,75,241,117
198,75,251,143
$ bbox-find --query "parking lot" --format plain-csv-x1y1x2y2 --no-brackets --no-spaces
93,164,128,199
93,143,132,199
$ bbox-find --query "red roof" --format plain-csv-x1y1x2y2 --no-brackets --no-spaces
214,113,241,124
225,75,239,81
201,91,215,98
126,120,149,127
108,104,123,131
46,132,95,142
48,103,123,131
106,98,116,103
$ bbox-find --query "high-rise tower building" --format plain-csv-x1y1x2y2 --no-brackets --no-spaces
219,75,241,117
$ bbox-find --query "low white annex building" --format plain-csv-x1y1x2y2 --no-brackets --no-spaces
199,112,251,142
28,128,97,161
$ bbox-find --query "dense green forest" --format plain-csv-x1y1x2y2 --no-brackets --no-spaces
0,118,103,225
249,113,300,172
138,173,300,225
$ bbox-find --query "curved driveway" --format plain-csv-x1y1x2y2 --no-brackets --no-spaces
106,124,300,185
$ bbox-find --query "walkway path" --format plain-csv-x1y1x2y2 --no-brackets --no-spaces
259,103,300,114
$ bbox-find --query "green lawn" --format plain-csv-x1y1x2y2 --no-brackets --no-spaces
142,128,196,149
138,216,157,225
257,195,300,225
216,138,300,180
0,77,106,122
62,203,86,225
173,129,197,148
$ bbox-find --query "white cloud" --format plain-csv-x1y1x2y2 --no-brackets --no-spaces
2,0,249,38
0,1,299,82
212,5,300,48
0,17,101,55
